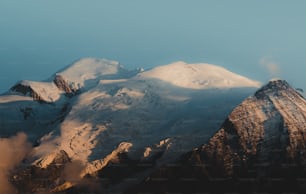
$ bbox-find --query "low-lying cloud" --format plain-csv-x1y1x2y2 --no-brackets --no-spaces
0,133,32,194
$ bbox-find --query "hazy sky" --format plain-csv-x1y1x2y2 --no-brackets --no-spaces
1,0,306,92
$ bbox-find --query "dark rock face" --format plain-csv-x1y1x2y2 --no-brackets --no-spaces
254,79,299,99
11,84,45,102
53,74,74,94
11,84,31,95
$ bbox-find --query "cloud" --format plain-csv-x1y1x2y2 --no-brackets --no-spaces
56,159,103,193
260,57,281,77
61,160,84,184
0,133,32,194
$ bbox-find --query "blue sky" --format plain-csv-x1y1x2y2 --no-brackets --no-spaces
1,0,306,92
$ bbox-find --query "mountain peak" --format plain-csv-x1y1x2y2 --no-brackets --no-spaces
254,79,299,99
261,79,290,90
54,58,125,92
137,61,261,89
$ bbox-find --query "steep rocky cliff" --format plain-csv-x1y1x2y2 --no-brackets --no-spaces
53,74,76,94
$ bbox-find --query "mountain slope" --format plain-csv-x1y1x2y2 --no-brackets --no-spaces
127,80,306,194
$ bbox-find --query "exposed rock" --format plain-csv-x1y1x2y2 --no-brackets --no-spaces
53,74,76,94
82,142,133,177
11,83,45,102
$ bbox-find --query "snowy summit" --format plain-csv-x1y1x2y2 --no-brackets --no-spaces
137,61,261,89
54,58,124,91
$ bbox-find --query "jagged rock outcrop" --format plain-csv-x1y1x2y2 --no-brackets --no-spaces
82,142,133,177
11,82,46,102
53,74,76,94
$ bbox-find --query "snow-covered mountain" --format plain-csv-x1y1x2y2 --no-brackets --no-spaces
0,58,136,141
53,58,132,93
30,60,259,168
0,58,263,193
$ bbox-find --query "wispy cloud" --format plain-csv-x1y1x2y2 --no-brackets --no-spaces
259,57,281,78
